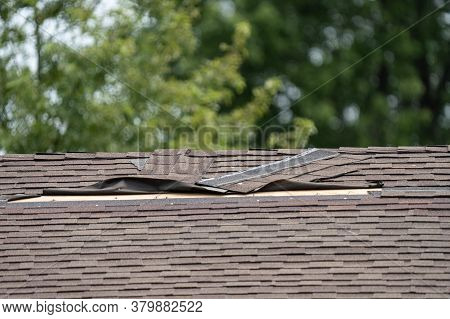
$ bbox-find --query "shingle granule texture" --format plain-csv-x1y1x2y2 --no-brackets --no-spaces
0,146,449,298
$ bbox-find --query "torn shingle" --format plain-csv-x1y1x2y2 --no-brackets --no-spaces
198,149,338,188
1,146,450,197
129,158,149,171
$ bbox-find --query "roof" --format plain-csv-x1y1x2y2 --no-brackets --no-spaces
2,146,449,197
1,146,450,298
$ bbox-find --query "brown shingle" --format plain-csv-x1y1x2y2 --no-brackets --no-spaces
1,146,450,298
3,146,450,196
0,192,449,298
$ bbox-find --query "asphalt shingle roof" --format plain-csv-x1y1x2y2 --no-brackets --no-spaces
0,146,450,298
1,146,450,197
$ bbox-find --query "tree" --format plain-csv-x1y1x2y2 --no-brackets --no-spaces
195,0,450,147
0,0,315,153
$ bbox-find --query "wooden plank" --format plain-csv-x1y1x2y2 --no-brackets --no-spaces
13,188,380,203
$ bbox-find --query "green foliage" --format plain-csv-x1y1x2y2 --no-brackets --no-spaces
195,0,449,147
1,0,448,153
0,0,298,152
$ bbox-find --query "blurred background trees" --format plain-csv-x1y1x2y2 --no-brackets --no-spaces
196,0,450,147
0,0,449,153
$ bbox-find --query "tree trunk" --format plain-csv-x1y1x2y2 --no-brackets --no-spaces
33,6,42,84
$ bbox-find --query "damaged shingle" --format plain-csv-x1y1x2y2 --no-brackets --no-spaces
1,146,450,197
129,158,149,171
198,149,338,188
1,146,450,299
